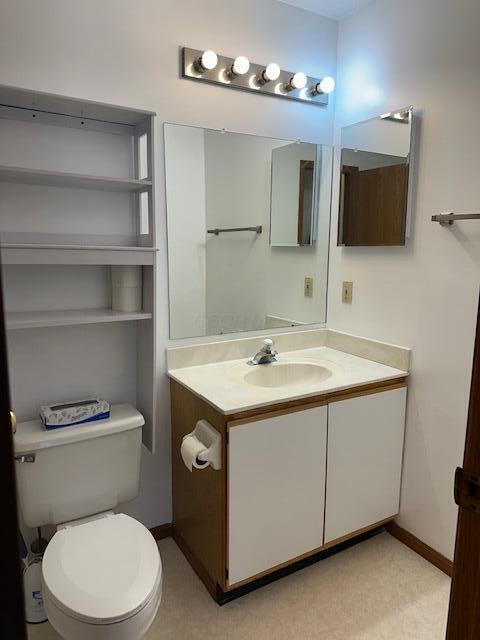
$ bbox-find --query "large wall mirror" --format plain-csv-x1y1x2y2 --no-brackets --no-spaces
338,107,414,246
164,124,333,339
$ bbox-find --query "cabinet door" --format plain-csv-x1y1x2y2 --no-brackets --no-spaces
325,387,406,544
228,406,327,586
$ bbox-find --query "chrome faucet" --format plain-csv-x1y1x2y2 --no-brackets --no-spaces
247,338,278,366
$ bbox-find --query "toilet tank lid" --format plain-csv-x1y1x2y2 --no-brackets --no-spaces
14,404,144,454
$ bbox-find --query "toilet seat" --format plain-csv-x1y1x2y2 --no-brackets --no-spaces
42,513,161,625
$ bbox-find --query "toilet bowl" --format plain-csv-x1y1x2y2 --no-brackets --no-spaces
42,512,162,640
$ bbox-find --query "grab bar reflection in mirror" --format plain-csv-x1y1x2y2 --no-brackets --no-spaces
207,225,263,235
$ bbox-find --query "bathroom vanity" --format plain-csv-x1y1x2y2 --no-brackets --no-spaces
168,330,410,602
163,117,414,602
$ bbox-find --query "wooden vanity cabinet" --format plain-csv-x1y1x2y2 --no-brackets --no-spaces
171,378,407,601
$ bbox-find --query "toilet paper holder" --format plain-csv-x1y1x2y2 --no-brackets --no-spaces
182,420,222,470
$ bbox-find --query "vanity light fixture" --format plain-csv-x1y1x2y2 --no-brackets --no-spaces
227,55,250,78
311,76,335,96
194,49,218,73
256,62,281,85
182,47,333,107
285,72,307,91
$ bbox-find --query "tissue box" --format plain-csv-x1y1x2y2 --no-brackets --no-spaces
40,398,110,430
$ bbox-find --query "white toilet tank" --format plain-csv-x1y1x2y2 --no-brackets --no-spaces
14,404,144,528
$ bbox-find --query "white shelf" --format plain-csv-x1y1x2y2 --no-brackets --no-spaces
1,244,156,265
7,308,152,330
0,84,156,127
0,165,152,192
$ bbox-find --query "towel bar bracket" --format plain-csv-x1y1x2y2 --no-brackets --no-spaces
432,213,480,226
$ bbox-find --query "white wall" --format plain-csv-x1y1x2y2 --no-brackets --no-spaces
330,0,480,559
341,150,406,171
164,125,207,339
0,0,337,528
342,116,411,156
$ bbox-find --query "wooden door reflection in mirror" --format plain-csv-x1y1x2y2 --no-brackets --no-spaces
338,107,414,247
298,159,314,245
339,154,409,246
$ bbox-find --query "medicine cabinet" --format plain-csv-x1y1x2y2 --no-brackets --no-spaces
338,107,415,246
270,141,319,247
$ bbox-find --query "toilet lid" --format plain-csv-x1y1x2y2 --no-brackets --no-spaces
42,513,161,625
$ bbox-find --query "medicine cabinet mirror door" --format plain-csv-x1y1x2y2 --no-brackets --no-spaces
164,124,333,340
270,142,319,247
338,107,414,247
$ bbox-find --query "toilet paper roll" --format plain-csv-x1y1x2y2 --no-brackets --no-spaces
111,265,142,288
112,285,142,312
111,266,143,312
181,435,209,472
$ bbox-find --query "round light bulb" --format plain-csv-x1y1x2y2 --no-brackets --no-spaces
200,50,218,71
232,55,250,76
319,76,335,94
291,72,307,90
264,62,280,82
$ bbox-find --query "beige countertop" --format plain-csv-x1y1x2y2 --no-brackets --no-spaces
168,346,409,415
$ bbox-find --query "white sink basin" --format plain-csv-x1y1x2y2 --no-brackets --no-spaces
243,362,333,389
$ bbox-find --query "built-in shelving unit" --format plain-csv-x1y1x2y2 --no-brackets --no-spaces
0,165,153,192
0,84,158,452
1,244,157,265
6,308,153,330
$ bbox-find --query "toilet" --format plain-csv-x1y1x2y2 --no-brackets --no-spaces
14,404,162,640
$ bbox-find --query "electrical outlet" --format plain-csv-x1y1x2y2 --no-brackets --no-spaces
342,281,353,303
304,276,313,297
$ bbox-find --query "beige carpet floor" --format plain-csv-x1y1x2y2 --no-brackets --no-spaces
28,532,450,640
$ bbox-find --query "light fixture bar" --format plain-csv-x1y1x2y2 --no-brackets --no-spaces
181,47,331,107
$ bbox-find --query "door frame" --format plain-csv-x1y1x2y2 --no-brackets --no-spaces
0,260,27,638
446,293,480,638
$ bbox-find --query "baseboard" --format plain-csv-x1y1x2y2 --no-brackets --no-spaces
385,521,453,577
150,522,172,541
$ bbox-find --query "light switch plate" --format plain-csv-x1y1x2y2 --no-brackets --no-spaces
342,281,353,303
304,276,313,297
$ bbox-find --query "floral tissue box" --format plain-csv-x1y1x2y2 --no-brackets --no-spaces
40,398,110,430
